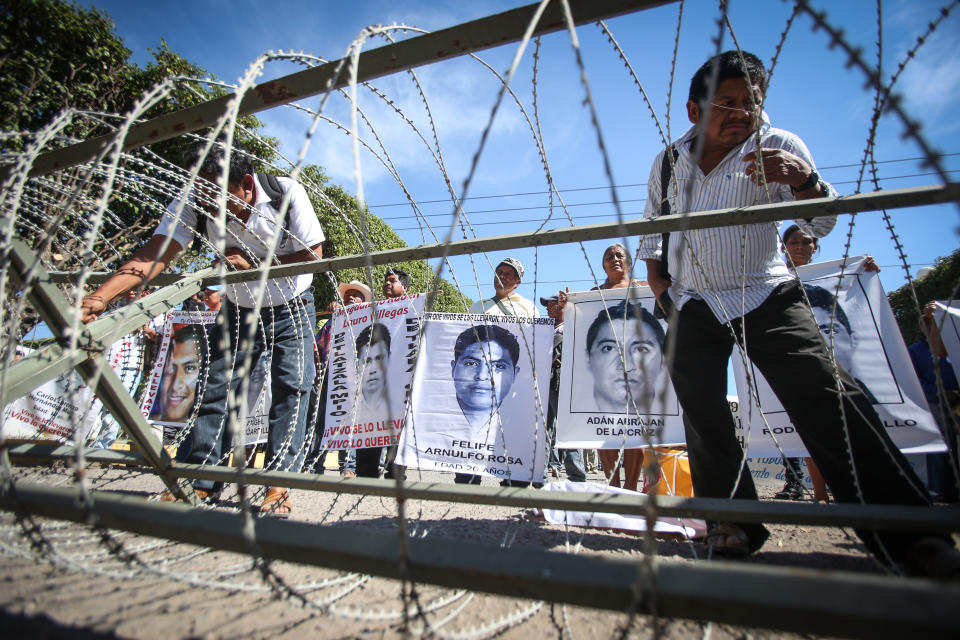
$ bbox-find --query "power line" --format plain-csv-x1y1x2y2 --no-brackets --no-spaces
366,152,960,209
387,169,960,231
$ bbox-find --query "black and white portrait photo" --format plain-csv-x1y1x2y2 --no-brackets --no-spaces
397,314,552,482
555,288,686,450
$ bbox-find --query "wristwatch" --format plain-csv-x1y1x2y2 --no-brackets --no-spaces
790,170,821,195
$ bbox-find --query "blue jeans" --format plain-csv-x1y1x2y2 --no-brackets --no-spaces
177,292,316,491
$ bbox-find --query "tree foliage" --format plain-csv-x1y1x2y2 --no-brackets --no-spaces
888,248,960,345
1,0,470,322
295,165,471,314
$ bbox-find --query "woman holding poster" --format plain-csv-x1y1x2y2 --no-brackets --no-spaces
590,243,648,491
775,225,880,503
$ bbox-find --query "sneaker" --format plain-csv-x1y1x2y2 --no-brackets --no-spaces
773,480,804,500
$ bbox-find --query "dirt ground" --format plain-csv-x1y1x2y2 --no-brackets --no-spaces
0,462,902,640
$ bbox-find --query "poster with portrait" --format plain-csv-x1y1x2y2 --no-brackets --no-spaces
2,346,98,443
933,300,960,385
140,310,271,444
321,293,428,450
555,288,685,449
732,256,944,456
396,313,552,482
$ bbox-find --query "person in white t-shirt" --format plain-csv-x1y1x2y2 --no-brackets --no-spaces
80,138,323,517
468,258,538,318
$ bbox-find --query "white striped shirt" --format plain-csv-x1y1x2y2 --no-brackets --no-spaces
637,119,837,323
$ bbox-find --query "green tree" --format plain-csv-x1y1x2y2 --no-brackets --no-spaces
295,164,470,314
1,0,468,325
888,248,960,345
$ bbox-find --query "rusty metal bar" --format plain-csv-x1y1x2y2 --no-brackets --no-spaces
7,445,958,533
1,483,957,639
8,0,673,182
43,183,960,286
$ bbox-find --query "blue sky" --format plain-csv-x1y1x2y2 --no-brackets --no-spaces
82,0,960,305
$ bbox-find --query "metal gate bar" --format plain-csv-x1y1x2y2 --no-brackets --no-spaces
2,483,957,640
6,444,959,533
43,183,960,287
3,0,674,183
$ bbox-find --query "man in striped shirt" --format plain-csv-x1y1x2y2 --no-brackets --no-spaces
638,50,954,574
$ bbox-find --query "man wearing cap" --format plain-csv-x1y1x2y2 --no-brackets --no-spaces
203,285,222,312
468,258,539,318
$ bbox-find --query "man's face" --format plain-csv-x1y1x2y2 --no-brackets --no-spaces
358,340,389,400
343,288,366,305
546,300,563,322
203,289,221,308
687,77,763,150
811,306,854,371
588,317,663,412
382,273,406,299
452,340,518,415
161,338,201,421
784,231,817,268
197,172,253,218
493,264,520,298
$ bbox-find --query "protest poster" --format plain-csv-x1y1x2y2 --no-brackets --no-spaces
321,293,427,450
555,287,685,449
140,310,271,444
397,313,552,482
3,346,97,443
732,256,944,456
933,300,960,385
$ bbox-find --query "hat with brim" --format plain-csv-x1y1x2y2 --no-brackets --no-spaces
203,284,222,292
540,295,558,306
338,280,372,303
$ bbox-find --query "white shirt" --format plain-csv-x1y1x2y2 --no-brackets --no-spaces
469,292,539,318
155,175,325,308
637,119,837,323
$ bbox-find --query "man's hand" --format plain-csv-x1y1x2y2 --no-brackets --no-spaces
743,148,815,190
221,248,254,271
643,259,671,311
80,295,108,324
863,256,880,273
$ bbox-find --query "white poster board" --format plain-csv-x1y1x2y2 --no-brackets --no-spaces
397,313,552,482
322,293,427,450
732,257,944,456
3,346,97,443
140,310,271,444
555,287,684,449
933,300,960,385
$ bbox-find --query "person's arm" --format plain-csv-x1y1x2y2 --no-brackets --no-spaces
80,235,183,323
277,243,322,264
743,143,837,238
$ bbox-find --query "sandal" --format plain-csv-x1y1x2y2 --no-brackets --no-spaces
704,522,752,558
259,487,292,518
158,488,220,504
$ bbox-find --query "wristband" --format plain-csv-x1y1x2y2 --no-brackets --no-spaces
790,170,820,194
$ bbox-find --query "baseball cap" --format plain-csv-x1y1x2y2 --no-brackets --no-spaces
498,257,524,280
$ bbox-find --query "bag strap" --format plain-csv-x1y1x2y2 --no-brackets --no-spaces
493,296,516,317
658,145,680,282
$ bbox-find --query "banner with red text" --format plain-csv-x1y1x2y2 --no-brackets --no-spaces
321,294,427,450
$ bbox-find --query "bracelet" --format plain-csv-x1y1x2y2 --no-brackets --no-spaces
790,170,820,194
